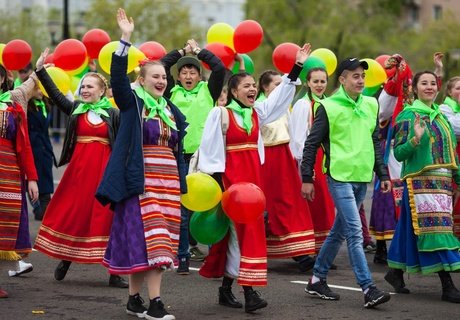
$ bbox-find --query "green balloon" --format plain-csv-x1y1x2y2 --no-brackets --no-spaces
190,204,230,245
300,56,326,82
232,54,255,75
363,84,382,97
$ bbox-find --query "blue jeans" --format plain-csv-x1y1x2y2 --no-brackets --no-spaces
313,176,374,290
178,158,191,259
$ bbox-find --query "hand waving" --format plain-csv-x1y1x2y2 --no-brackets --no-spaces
117,8,134,40
413,113,425,142
36,48,50,71
296,43,311,65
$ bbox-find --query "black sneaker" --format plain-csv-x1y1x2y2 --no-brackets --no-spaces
176,257,189,275
305,279,340,300
145,299,175,320
364,286,391,308
126,293,147,318
190,246,206,262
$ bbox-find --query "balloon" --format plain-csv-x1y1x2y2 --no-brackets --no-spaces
232,54,255,75
0,43,5,65
82,28,111,59
2,40,32,70
363,84,382,97
108,97,118,108
299,56,327,81
53,39,88,71
221,182,266,224
272,42,300,73
139,41,167,60
98,41,146,74
38,67,70,98
233,20,263,54
69,75,81,95
181,172,222,212
44,52,54,64
207,23,234,50
375,54,396,78
189,205,230,245
310,48,337,76
362,58,387,87
66,56,89,76
203,43,235,69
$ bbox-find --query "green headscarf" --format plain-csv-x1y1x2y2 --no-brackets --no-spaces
443,96,460,113
0,92,12,111
72,96,112,117
170,81,205,101
34,99,47,118
134,86,177,130
405,99,442,124
226,99,253,134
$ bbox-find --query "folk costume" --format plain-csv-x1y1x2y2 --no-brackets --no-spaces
198,69,301,287
290,92,335,253
96,48,188,274
0,80,38,262
34,69,120,265
440,95,460,238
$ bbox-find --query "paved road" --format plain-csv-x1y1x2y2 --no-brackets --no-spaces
1,140,459,319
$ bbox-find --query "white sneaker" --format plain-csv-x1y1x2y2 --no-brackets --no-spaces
8,260,33,277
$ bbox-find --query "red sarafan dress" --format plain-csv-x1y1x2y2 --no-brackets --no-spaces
34,113,113,263
200,111,268,286
261,114,315,258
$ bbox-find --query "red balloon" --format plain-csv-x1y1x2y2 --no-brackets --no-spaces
233,20,264,54
272,42,300,73
53,39,88,71
203,43,235,70
2,40,32,71
221,182,266,224
139,41,167,60
375,54,396,78
82,29,111,59
44,52,54,64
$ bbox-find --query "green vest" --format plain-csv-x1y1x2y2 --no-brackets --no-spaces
321,86,378,182
170,81,214,153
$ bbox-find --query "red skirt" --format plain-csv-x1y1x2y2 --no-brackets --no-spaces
307,148,335,252
262,143,315,258
34,141,113,263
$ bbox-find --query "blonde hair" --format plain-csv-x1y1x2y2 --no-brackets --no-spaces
81,72,109,96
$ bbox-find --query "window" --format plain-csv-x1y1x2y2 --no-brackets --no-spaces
433,5,442,20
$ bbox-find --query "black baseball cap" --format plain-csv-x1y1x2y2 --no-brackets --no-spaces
337,58,368,76
177,56,201,73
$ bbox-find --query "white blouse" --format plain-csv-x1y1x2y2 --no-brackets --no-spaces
440,104,460,137
289,97,312,160
198,75,300,174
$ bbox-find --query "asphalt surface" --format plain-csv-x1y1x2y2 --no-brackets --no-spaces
1,140,459,319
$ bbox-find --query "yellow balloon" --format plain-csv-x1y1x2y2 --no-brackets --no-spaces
0,43,5,65
66,56,89,76
38,67,70,98
181,173,222,212
69,76,81,95
98,41,146,74
310,48,337,76
108,97,118,108
362,58,387,87
207,22,234,50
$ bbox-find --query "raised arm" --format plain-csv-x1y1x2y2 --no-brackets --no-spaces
35,48,74,115
9,76,38,114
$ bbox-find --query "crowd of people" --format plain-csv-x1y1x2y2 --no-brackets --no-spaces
1,7,460,319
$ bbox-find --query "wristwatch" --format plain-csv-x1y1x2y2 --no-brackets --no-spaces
193,48,201,55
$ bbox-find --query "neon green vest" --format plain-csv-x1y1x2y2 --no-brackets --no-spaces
170,81,214,153
321,86,378,182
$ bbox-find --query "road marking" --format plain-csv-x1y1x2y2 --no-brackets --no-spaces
291,280,396,294
189,267,200,271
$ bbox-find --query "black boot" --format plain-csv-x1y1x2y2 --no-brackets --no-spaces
109,274,129,288
438,271,460,303
219,286,243,308
243,287,267,313
54,260,71,281
373,240,387,264
384,268,410,294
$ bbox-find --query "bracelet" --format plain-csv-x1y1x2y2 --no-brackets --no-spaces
120,39,131,47
193,48,201,55
295,61,304,67
179,48,186,56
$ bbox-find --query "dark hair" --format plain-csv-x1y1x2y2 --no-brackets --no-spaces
444,76,460,99
305,67,328,100
0,64,11,93
226,72,253,106
257,70,279,98
27,97,51,114
412,70,437,99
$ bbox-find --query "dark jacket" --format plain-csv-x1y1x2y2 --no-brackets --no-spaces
96,54,188,207
161,49,226,103
35,68,120,167
301,104,389,183
27,105,55,194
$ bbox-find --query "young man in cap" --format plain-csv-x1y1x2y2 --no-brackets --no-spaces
300,58,392,308
162,39,226,274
